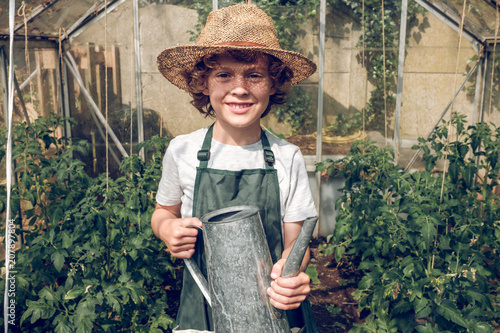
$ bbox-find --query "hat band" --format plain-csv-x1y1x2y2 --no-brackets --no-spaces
217,41,266,47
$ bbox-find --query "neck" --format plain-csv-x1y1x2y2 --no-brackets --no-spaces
212,121,261,146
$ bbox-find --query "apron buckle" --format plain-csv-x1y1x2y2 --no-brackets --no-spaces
197,149,211,161
264,149,275,164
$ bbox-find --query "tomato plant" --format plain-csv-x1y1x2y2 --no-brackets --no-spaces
0,114,176,332
317,113,500,332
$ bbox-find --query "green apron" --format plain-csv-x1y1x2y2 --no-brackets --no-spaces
175,124,318,332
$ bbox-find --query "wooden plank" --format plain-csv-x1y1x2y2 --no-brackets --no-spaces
35,49,50,117
110,45,122,108
85,43,97,101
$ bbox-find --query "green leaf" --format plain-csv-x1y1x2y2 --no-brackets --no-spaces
334,245,345,263
415,305,432,319
449,162,459,183
64,286,86,300
51,251,66,272
50,206,64,224
305,264,320,284
436,301,468,328
105,295,122,313
468,322,494,333
414,297,429,314
54,315,72,333
61,231,73,249
39,287,58,302
119,257,128,275
403,262,414,277
421,218,437,246
358,273,377,290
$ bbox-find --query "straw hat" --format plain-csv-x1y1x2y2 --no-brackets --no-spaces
157,4,317,91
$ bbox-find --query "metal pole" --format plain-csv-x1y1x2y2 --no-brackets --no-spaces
472,56,485,124
18,68,38,91
133,0,144,159
0,47,9,122
213,0,218,10
478,52,489,123
60,50,74,146
64,53,129,159
13,71,31,124
4,1,16,332
314,0,326,238
393,0,408,165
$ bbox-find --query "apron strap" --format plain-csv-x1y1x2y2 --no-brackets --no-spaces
197,123,275,170
260,129,275,170
197,124,214,168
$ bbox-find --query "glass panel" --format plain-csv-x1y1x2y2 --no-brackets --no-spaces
434,0,497,40
0,0,99,38
316,3,369,157
137,2,212,141
399,5,478,170
481,50,500,123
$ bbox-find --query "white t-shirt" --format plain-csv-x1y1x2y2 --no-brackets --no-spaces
156,127,317,223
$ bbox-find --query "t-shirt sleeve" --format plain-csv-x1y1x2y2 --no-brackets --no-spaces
156,145,183,206
282,148,317,222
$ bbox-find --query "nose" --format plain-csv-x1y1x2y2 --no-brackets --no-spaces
230,75,249,96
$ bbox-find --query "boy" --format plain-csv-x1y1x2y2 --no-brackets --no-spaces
152,4,318,332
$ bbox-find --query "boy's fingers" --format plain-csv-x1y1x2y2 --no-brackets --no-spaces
271,258,285,279
267,285,305,310
171,248,195,259
270,278,310,297
274,272,310,289
182,218,203,229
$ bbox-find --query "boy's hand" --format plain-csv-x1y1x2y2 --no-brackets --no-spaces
157,217,202,259
267,258,311,310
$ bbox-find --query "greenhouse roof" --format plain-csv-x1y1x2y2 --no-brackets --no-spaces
0,0,498,45
0,0,124,41
424,0,499,45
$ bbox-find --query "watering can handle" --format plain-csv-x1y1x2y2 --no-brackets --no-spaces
281,216,318,278
271,216,318,319
183,225,212,307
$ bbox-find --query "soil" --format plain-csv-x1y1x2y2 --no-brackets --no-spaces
164,238,362,332
308,238,363,332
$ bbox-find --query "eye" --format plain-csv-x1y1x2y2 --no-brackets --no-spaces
247,73,264,82
213,72,231,81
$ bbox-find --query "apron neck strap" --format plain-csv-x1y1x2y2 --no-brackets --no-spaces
197,123,275,169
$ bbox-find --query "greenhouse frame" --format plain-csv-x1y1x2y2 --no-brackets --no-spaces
0,0,499,331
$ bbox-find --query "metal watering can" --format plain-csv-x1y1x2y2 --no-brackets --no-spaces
184,205,318,333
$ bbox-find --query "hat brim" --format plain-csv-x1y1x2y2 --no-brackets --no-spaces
157,45,317,91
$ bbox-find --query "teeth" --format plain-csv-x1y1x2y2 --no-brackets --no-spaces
230,104,252,109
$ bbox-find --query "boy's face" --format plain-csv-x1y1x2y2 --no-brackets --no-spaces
203,55,276,135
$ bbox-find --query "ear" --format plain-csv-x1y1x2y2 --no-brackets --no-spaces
270,86,276,96
202,85,210,96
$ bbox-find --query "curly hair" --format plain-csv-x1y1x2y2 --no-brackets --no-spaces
184,49,293,118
